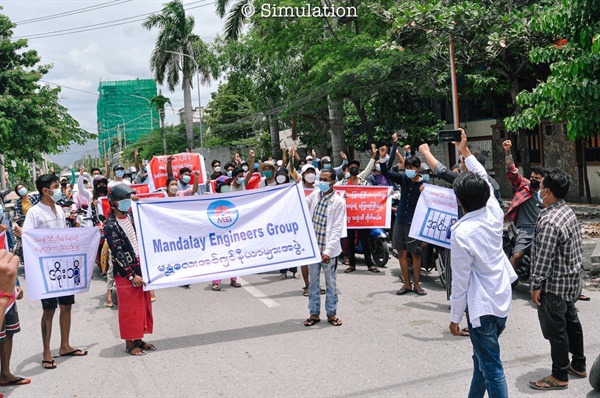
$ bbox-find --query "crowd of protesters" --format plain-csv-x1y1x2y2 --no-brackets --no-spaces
0,128,590,397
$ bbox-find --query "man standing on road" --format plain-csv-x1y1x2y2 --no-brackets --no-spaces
104,184,155,356
304,168,345,327
21,174,88,369
529,168,586,391
449,130,517,398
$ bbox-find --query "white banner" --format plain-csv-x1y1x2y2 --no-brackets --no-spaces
23,228,101,300
132,183,322,290
409,185,458,249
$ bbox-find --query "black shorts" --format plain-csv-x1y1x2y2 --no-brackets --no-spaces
0,304,21,342
41,295,75,310
393,222,420,253
513,227,534,255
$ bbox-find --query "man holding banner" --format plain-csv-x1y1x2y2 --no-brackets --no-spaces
304,169,346,327
22,174,88,369
104,184,155,356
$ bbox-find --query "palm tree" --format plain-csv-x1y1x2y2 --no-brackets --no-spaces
215,0,249,41
143,0,197,149
150,90,173,153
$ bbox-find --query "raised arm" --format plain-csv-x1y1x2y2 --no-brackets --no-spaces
358,144,377,179
104,158,111,179
246,150,255,183
134,149,141,174
191,170,200,194
387,133,399,170
502,139,524,189
70,166,76,187
166,155,174,179
78,168,93,201
333,151,348,175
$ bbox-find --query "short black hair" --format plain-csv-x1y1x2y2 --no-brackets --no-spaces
469,149,486,168
531,166,546,177
453,171,490,213
224,162,236,171
91,167,101,175
179,167,191,175
14,183,25,196
320,168,336,182
36,174,59,194
405,156,421,169
542,168,570,199
166,177,177,187
211,159,221,167
232,167,244,178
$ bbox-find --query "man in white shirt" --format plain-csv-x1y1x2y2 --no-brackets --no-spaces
449,130,517,398
22,174,88,369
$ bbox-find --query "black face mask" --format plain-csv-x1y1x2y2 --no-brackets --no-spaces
349,167,359,176
95,186,108,196
60,182,67,187
530,179,540,190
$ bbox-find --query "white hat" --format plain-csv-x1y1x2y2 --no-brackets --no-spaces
276,160,283,167
301,164,316,174
306,155,314,161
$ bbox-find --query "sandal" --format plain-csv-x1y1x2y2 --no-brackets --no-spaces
137,340,157,351
367,267,380,273
568,364,587,378
327,317,343,326
578,294,590,301
303,287,309,297
42,360,57,369
529,377,567,390
278,274,287,280
396,287,412,295
127,345,146,356
459,327,469,336
212,284,221,291
230,281,242,288
344,267,356,273
414,288,427,296
304,318,321,327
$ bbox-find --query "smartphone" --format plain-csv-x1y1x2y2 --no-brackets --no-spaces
438,130,461,143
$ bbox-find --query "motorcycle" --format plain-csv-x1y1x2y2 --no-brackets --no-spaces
419,242,449,288
503,222,531,288
356,228,390,267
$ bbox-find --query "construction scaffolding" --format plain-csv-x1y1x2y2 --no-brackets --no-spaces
97,79,159,158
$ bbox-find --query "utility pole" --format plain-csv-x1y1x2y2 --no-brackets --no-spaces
0,155,5,191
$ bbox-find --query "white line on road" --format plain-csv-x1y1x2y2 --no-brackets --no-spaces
236,277,280,308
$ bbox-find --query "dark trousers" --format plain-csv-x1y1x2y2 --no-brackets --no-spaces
347,229,373,267
537,292,586,381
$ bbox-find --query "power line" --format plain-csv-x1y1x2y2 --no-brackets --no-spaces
40,80,99,96
15,0,131,25
13,1,215,40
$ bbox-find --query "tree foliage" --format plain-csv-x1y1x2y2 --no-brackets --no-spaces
0,12,90,163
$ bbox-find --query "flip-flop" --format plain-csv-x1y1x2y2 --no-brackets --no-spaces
304,318,321,327
344,267,356,273
303,287,309,297
137,340,157,351
230,281,242,288
327,317,343,326
568,364,587,378
0,376,32,386
59,349,88,357
459,327,469,336
396,287,412,295
529,377,568,390
367,267,381,273
414,288,428,296
127,346,146,356
42,360,57,369
578,294,591,301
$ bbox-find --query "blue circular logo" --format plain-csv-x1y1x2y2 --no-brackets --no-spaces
207,200,239,228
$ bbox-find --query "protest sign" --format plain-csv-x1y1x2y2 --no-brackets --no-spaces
147,152,206,191
132,183,321,290
409,184,458,249
130,184,150,194
334,186,392,229
22,228,101,300
0,231,6,251
136,192,167,199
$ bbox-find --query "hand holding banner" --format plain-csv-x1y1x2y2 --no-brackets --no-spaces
409,185,458,249
23,228,101,300
147,152,206,191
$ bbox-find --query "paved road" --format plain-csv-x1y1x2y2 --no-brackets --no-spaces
3,240,600,398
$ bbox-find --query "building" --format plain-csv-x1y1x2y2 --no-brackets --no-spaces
178,106,205,125
97,79,159,158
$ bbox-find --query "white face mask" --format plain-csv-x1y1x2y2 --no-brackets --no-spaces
214,166,221,173
168,186,178,195
304,173,316,184
276,175,287,184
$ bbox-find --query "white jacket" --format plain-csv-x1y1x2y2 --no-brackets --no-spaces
306,189,346,259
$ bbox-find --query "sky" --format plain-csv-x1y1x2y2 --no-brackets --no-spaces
0,0,226,165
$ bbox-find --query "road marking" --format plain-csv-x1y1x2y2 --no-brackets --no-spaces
236,277,280,308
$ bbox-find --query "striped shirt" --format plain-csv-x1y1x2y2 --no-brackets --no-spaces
531,200,582,301
116,215,140,258
312,191,332,253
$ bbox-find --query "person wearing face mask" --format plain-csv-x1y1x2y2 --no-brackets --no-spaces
13,184,40,225
103,184,156,357
74,168,92,216
502,140,547,273
303,168,346,327
337,145,379,273
316,151,348,177
529,168,586,391
166,156,207,195
258,161,277,187
59,176,71,200
108,164,130,188
381,133,427,296
20,174,88,368
122,168,134,184
273,168,300,280
301,164,317,189
230,167,252,192
165,170,201,198
210,160,223,180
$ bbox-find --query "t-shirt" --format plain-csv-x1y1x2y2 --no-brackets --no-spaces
259,178,277,188
23,202,66,230
516,194,542,229
108,179,131,189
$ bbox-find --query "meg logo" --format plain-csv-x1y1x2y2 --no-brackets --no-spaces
207,200,239,228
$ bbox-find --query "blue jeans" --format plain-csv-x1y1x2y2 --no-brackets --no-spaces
308,259,337,317
467,315,508,398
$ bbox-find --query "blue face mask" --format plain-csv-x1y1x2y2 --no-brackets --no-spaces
0,207,4,219
116,170,125,178
236,177,245,185
117,199,131,212
263,170,273,179
181,175,191,184
375,164,381,172
405,169,417,179
323,163,332,169
422,174,430,182
317,181,332,193
50,188,62,202
18,187,28,196
536,188,547,204
227,170,233,178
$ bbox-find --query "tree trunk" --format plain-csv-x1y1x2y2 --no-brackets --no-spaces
159,109,167,154
351,98,375,145
581,138,591,203
268,98,281,160
183,74,195,150
328,96,345,165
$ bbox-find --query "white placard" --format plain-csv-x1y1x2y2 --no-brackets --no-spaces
409,185,459,249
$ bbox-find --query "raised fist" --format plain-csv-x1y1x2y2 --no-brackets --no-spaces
502,140,512,151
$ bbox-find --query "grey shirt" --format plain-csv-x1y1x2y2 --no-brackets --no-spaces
516,195,542,229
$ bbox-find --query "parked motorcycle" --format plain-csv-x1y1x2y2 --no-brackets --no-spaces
503,222,531,288
420,242,449,288
356,228,390,267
